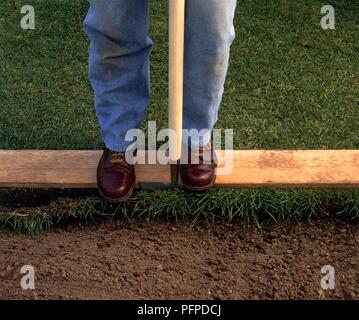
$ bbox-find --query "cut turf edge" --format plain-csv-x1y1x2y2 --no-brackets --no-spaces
1,188,358,234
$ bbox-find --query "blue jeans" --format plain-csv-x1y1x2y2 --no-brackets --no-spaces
84,0,237,151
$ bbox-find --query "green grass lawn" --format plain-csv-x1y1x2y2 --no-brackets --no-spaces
1,0,358,149
0,0,358,233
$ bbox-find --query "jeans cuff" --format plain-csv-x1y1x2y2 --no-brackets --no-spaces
104,139,134,153
182,132,212,149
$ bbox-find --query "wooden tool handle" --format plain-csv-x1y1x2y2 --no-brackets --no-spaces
169,0,185,164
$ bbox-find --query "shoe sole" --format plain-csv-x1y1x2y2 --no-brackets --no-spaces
181,175,217,192
98,184,135,203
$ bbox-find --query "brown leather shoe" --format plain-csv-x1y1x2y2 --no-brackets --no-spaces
97,148,136,202
179,144,217,191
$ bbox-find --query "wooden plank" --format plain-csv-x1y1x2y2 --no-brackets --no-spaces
0,150,171,188
0,150,358,188
215,150,359,187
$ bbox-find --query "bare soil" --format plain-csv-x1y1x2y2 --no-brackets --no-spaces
0,218,358,300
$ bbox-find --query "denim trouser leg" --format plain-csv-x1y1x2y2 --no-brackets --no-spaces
84,0,237,151
183,0,237,147
84,0,152,152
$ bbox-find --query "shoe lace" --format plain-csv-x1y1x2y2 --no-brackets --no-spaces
196,148,204,161
110,152,126,164
191,145,211,163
